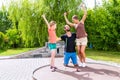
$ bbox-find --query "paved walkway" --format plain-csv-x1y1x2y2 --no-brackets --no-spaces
0,58,49,80
0,58,120,80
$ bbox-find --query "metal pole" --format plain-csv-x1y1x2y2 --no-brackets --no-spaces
95,0,96,9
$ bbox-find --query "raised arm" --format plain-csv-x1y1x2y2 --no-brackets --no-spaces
81,4,87,23
64,12,74,27
42,14,50,29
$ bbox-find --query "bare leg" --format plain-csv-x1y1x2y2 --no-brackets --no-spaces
77,45,82,63
50,50,57,72
50,50,56,67
80,45,86,63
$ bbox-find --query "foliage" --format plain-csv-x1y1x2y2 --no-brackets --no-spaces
7,0,82,48
86,0,120,51
0,0,119,51
0,32,5,49
0,10,12,33
6,29,21,48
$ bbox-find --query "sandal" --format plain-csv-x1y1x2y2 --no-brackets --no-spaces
76,69,80,72
51,67,57,72
50,66,57,69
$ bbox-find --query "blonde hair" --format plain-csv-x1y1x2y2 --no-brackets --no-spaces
49,21,56,27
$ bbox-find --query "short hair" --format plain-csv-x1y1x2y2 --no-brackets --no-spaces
64,25,70,31
49,21,56,27
72,15,79,20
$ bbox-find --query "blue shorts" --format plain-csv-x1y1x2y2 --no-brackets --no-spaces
64,52,78,65
48,43,57,50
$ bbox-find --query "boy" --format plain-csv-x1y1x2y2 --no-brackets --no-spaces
42,14,57,72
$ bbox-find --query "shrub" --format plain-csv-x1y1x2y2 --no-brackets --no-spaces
0,32,5,49
6,29,21,48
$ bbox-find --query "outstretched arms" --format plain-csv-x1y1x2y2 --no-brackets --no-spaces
81,3,87,23
42,14,50,29
64,12,74,27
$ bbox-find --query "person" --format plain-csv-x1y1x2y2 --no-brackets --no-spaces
64,3,88,67
57,25,80,72
42,14,57,72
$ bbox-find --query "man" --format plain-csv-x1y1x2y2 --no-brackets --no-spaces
57,25,80,72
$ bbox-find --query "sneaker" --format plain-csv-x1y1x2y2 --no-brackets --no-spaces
79,63,83,67
82,63,86,67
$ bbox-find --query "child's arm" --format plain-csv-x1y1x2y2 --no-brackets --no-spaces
80,3,87,23
42,14,50,29
64,12,74,27
56,37,61,42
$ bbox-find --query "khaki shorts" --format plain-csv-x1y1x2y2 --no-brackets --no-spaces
76,37,88,46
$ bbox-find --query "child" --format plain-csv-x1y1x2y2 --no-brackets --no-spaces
42,14,57,72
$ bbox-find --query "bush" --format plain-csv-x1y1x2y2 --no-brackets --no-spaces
0,32,5,49
86,0,120,51
6,29,21,48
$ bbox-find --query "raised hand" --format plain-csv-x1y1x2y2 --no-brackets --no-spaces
80,3,86,9
64,12,67,16
42,14,45,18
41,14,50,28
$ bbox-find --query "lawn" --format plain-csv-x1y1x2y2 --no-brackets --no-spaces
0,48,120,64
0,48,36,56
86,49,120,64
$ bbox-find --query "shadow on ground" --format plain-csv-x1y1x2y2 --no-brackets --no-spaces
33,62,120,80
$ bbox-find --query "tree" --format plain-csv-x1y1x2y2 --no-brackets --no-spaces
86,0,120,51
0,10,12,33
7,0,82,47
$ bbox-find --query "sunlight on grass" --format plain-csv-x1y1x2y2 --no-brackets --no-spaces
86,49,120,64
0,48,120,64
0,48,36,56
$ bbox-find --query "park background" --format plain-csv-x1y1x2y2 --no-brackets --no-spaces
0,0,120,63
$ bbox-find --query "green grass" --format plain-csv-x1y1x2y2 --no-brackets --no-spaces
0,48,120,64
0,48,36,56
86,49,120,64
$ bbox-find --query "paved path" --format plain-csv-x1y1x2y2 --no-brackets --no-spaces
0,58,50,80
0,58,120,80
